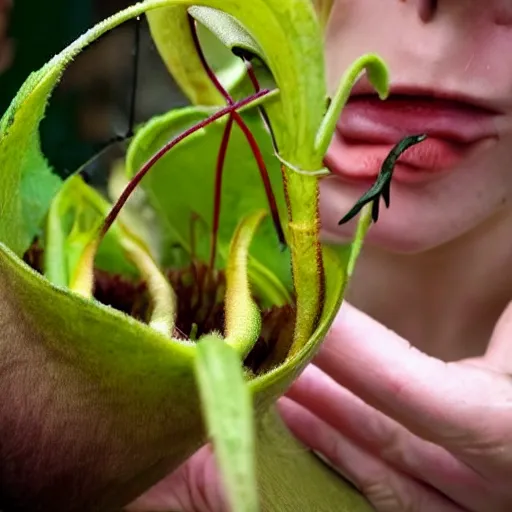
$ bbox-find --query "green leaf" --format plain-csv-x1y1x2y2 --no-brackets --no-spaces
126,105,293,306
147,1,328,170
0,241,203,510
347,206,373,278
225,211,265,358
147,5,251,105
0,88,62,255
196,21,249,96
195,334,258,512
45,175,178,336
44,176,139,288
149,1,327,356
315,54,389,158
189,6,264,57
311,0,335,29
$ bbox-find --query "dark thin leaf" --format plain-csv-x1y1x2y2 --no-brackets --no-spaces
338,134,427,225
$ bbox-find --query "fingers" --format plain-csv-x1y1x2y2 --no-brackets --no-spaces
278,398,465,512
127,445,225,512
314,303,512,455
288,365,490,511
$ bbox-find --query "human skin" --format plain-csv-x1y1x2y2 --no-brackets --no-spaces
129,1,512,511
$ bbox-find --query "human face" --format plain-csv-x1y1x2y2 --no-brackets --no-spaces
321,0,512,253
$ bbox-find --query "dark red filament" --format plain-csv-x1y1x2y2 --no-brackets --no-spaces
210,115,235,272
188,15,286,258
242,57,279,154
99,89,270,240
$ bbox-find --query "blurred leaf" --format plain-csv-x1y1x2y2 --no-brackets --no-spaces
311,0,335,29
196,334,258,512
44,176,139,287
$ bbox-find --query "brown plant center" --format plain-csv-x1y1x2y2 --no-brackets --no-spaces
24,241,296,375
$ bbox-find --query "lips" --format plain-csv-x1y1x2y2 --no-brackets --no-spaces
327,91,499,181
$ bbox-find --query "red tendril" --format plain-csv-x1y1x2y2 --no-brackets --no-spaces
188,15,286,270
100,89,270,240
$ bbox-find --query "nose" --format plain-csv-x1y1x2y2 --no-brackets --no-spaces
402,0,438,22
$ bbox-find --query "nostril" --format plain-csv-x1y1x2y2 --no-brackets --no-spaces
493,7,512,27
418,0,438,22
398,0,438,23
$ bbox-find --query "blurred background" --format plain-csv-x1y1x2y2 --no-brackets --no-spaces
0,0,189,182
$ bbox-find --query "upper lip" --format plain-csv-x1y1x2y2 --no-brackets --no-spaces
336,77,502,145
349,77,503,115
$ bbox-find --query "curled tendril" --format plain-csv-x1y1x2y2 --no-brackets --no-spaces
338,134,427,225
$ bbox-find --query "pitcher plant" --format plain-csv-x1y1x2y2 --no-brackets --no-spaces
0,1,425,511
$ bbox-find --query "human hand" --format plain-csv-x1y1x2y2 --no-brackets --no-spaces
0,0,12,73
280,302,512,512
131,299,512,512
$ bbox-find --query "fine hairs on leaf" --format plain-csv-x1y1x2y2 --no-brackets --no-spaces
195,335,259,512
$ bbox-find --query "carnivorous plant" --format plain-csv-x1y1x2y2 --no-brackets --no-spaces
0,1,425,510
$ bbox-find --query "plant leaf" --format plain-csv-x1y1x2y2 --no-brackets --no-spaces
45,176,177,336
189,6,264,57
44,176,139,288
195,334,258,512
145,0,327,161
126,105,293,306
225,210,265,358
149,0,327,356
311,0,335,30
147,5,252,105
0,92,62,255
347,206,373,278
0,241,203,511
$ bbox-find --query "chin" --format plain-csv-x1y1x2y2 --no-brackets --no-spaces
318,173,507,255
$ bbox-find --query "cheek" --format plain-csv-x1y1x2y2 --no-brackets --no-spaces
319,143,512,254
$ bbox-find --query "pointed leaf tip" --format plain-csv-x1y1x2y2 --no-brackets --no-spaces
225,210,266,358
365,53,390,100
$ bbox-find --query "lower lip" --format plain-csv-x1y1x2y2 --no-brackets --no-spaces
327,135,482,184
327,98,497,183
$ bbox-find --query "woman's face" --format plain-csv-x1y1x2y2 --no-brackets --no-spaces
321,0,512,252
